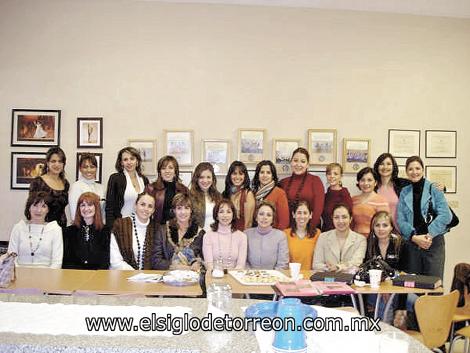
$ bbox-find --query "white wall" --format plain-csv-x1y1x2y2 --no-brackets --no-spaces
1,0,469,287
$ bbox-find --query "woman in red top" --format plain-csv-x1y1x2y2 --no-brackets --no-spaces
251,160,289,230
279,147,325,229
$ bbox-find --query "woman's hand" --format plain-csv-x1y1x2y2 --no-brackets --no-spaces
326,262,339,271
190,262,201,272
412,234,432,250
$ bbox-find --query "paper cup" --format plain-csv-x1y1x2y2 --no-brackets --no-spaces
289,263,301,280
369,269,382,289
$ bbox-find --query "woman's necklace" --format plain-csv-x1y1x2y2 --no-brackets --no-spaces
82,224,91,242
28,224,45,258
285,173,308,209
131,214,146,270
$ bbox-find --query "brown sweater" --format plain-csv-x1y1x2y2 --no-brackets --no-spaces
112,217,155,270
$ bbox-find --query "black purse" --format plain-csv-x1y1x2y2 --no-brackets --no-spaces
354,256,397,283
425,184,459,232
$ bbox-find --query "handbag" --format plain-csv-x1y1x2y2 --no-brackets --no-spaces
425,184,459,232
0,252,17,288
354,255,397,284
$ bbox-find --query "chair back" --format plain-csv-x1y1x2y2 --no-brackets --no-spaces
415,290,459,349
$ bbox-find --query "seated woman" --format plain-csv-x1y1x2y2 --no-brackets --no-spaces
153,193,205,271
63,192,110,270
284,200,321,270
365,211,407,323
245,201,289,270
202,199,247,271
313,204,366,272
8,191,63,268
109,192,156,270
352,167,390,237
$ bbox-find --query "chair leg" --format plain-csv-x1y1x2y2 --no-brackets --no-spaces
449,335,464,353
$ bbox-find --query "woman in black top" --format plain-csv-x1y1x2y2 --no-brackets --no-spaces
63,192,110,269
29,147,69,228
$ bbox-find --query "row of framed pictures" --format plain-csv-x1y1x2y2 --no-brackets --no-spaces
11,109,103,148
388,129,457,158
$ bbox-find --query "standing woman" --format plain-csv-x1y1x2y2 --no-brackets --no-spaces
222,161,255,231
279,147,325,229
69,153,105,222
8,191,63,268
397,156,451,279
146,155,188,226
251,160,289,230
153,193,205,270
189,162,221,232
29,147,69,228
313,204,366,272
105,147,149,227
322,163,353,232
352,167,390,237
202,199,247,271
284,200,321,270
63,192,110,270
245,201,289,270
109,192,156,270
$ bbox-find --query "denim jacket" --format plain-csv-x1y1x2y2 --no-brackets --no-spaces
397,178,451,239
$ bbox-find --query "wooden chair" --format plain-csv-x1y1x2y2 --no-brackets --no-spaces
405,290,459,352
452,287,470,332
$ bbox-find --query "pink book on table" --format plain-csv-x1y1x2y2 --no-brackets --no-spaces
311,281,356,295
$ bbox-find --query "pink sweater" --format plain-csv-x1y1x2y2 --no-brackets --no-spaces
202,225,247,269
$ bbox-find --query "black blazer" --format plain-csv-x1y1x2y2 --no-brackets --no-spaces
105,172,149,227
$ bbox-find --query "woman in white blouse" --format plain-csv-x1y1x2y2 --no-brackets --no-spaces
109,192,156,270
105,147,149,227
8,191,63,268
69,153,105,221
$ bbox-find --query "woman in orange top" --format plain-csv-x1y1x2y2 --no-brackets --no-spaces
284,200,321,270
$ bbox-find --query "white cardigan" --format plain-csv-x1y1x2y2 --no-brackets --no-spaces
8,220,63,269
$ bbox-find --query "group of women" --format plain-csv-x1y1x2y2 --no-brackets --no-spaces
8,145,452,288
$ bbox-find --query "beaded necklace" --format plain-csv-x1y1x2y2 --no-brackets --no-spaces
28,223,45,259
131,214,146,270
81,224,91,242
284,172,308,210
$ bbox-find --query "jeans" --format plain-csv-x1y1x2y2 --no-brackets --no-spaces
406,234,445,279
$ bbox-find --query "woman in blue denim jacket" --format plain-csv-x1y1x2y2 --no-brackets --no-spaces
397,156,451,279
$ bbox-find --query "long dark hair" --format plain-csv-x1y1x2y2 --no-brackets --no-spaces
152,155,181,190
211,199,238,232
222,161,251,198
251,160,278,192
373,153,399,187
366,211,401,258
289,200,316,237
42,147,67,182
190,162,220,202
114,147,144,176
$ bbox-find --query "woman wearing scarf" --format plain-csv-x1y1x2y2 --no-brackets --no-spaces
251,160,289,230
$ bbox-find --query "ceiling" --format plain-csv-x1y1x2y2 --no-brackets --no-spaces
142,0,470,19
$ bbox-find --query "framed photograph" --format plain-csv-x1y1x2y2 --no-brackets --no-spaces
342,138,371,173
273,139,300,175
247,169,256,183
11,152,47,190
398,165,407,179
425,166,457,193
179,171,193,187
164,130,193,166
425,130,457,158
76,152,103,183
202,139,231,175
11,109,60,147
129,139,157,175
388,129,420,158
308,129,337,165
238,129,265,163
77,117,103,148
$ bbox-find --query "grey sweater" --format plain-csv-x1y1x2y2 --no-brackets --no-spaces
245,227,289,270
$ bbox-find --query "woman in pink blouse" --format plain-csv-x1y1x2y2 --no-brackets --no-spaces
202,199,247,271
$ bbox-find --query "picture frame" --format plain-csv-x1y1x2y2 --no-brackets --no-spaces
307,129,337,165
273,139,300,175
11,109,61,147
76,152,103,183
128,139,157,175
398,165,407,179
425,166,457,193
388,129,420,158
77,117,103,148
164,130,194,167
238,129,265,164
202,139,231,175
342,138,371,173
179,171,193,187
425,130,457,158
10,152,47,190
